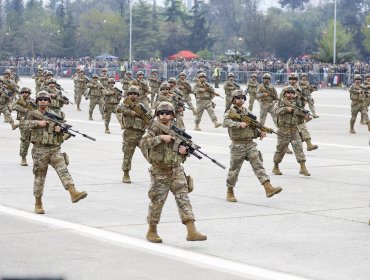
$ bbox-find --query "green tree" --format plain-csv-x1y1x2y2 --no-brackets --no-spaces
361,13,370,54
278,0,309,12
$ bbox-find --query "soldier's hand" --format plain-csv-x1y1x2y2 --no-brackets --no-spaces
178,145,188,155
260,131,267,139
304,115,312,121
264,92,269,97
54,125,62,133
239,122,248,128
38,120,49,127
287,107,294,112
130,110,137,117
160,135,173,143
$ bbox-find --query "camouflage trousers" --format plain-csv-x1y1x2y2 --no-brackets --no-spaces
226,141,269,188
19,124,31,157
225,95,233,110
351,100,369,123
75,88,86,107
0,104,14,123
122,129,145,171
175,113,185,129
31,144,73,197
147,165,195,225
89,96,104,118
150,88,159,106
248,93,257,111
195,99,218,125
273,127,306,164
138,95,152,114
183,94,194,110
297,122,311,142
259,102,277,126
104,104,118,129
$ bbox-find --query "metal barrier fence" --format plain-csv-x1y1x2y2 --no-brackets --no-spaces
0,66,356,87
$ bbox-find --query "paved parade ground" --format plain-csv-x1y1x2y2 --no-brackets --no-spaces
0,78,369,280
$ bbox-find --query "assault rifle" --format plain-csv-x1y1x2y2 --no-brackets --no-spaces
228,109,282,137
154,122,226,169
17,98,96,141
0,87,13,100
114,87,123,98
55,83,74,105
85,81,105,100
278,99,312,119
123,97,152,125
360,85,369,98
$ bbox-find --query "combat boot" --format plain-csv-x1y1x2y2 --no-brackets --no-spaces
122,171,131,184
299,162,311,176
306,139,318,151
11,122,19,130
226,187,237,202
35,196,45,214
367,122,370,131
313,115,319,118
262,181,282,198
192,108,197,116
105,125,110,134
21,156,28,166
185,222,207,241
194,124,201,131
272,163,282,175
146,224,162,243
77,105,82,111
349,120,356,134
89,113,93,121
213,121,222,128
360,118,366,125
67,185,88,203
285,147,293,154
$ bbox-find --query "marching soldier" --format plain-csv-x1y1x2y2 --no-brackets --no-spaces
72,68,81,103
45,78,68,115
0,78,18,130
223,90,282,202
116,86,149,183
177,72,196,115
102,78,120,134
9,66,20,84
129,71,151,112
257,73,278,127
121,71,133,96
75,69,88,111
100,68,110,88
193,72,222,131
139,101,207,243
361,73,370,125
149,69,161,107
300,73,319,118
23,91,88,214
40,71,54,91
246,73,259,111
349,74,370,133
86,74,104,120
32,68,44,93
168,79,186,129
223,72,241,110
272,86,311,176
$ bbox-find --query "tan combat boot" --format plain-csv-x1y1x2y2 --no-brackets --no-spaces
186,222,207,241
272,163,282,175
35,196,45,214
122,171,131,184
194,124,201,131
77,105,82,111
306,139,318,151
21,156,28,166
285,147,293,154
89,115,93,121
192,108,197,116
146,224,162,243
226,187,237,202
67,185,88,203
367,122,370,131
11,122,19,130
213,121,222,128
299,162,311,176
262,181,282,198
105,125,110,134
360,118,366,125
349,120,356,134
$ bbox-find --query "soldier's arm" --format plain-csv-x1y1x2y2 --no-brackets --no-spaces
139,129,163,150
275,103,289,115
223,109,242,128
103,89,114,96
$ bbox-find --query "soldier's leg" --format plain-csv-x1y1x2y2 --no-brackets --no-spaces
184,94,194,111
259,103,268,126
359,105,370,131
268,103,278,127
205,103,221,127
350,104,359,133
32,146,50,198
248,94,256,111
298,122,318,151
246,144,270,184
308,99,318,117
175,114,185,129
273,132,291,172
19,128,31,165
89,98,97,120
194,101,205,128
49,147,75,189
2,106,17,129
291,130,310,175
121,130,141,172
76,89,83,110
226,144,247,189
104,106,112,133
99,98,105,118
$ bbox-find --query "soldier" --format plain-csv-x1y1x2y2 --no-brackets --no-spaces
12,87,34,166
349,74,370,133
246,73,259,111
86,74,104,120
74,69,88,111
272,86,311,176
129,71,151,112
223,90,282,202
149,69,161,107
288,73,318,151
0,78,18,130
177,72,196,115
193,72,222,131
40,71,54,91
9,66,20,84
300,73,319,118
100,68,110,88
2,69,20,95
121,71,133,96
102,78,120,134
223,72,241,110
139,101,207,243
116,86,148,183
32,68,44,93
45,78,68,115
257,73,278,127
168,78,186,129
23,91,87,214
361,73,370,125
72,68,81,103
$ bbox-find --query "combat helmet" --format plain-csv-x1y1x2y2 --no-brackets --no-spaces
47,78,57,85
36,90,51,101
198,72,207,78
92,74,99,79
160,82,170,90
231,89,246,101
354,74,362,80
46,71,54,77
301,73,308,78
228,72,235,78
127,86,139,95
168,77,177,84
262,73,271,79
179,72,186,77
107,77,115,84
156,101,175,116
151,69,158,73
102,68,108,72
136,71,144,76
3,69,11,75
283,86,295,95
251,73,257,78
20,87,32,94
365,73,370,78
288,73,299,80
126,71,132,76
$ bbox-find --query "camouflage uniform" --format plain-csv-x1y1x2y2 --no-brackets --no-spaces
299,75,318,118
121,73,132,96
149,71,161,106
223,73,241,110
246,75,259,111
87,77,104,120
74,72,88,110
32,70,44,93
129,73,151,113
193,73,221,130
102,79,120,133
0,79,18,129
45,79,67,115
349,77,370,133
169,79,186,129
361,76,370,125
177,74,195,113
257,76,278,126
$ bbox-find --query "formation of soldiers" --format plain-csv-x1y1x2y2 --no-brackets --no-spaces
1,67,370,242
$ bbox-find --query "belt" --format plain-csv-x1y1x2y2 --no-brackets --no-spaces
232,139,253,144
278,127,298,132
152,164,179,170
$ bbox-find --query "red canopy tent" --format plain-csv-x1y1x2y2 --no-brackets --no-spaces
169,50,199,60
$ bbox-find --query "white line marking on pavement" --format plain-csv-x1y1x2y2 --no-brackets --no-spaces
0,205,311,280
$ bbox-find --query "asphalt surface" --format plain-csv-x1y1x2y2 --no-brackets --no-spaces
0,78,369,280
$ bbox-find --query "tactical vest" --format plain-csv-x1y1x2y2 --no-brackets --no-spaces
88,82,103,97
130,79,149,97
349,84,366,101
103,88,119,104
277,103,303,127
259,83,277,102
195,82,213,100
227,108,257,140
247,81,259,94
122,104,146,130
149,75,160,89
177,79,191,95
121,78,132,90
46,87,64,109
299,81,310,95
30,111,64,145
100,75,109,87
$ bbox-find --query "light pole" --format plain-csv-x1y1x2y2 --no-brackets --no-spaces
333,0,337,64
129,0,133,65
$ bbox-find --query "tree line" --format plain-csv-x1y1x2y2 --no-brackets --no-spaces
1,0,370,62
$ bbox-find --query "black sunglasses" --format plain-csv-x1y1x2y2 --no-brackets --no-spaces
37,97,50,101
158,110,172,116
234,96,246,100
127,92,139,95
